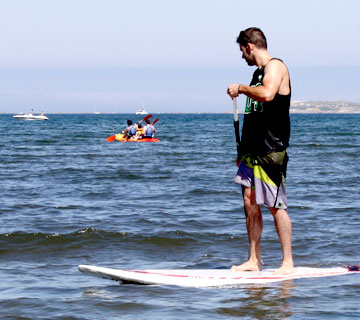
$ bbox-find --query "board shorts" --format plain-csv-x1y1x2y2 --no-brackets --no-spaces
234,151,288,209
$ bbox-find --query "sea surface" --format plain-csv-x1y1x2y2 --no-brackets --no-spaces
0,113,359,319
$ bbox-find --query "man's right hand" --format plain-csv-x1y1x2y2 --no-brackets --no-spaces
227,84,241,98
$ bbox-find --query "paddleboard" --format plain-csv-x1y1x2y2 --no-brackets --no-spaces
78,264,360,287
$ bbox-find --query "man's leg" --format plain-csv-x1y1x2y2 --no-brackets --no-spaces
269,208,294,275
232,186,263,271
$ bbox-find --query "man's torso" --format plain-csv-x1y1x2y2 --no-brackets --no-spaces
241,59,291,156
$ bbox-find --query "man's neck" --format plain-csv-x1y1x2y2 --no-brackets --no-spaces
254,49,272,69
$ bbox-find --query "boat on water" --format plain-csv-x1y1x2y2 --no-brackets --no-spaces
13,110,49,120
136,108,148,115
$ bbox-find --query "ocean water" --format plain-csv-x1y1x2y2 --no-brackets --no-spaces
0,113,359,319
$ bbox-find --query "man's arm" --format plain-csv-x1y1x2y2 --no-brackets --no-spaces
228,60,285,102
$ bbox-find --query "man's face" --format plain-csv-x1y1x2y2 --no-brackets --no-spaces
240,44,255,66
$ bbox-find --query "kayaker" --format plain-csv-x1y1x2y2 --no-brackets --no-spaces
135,124,144,140
123,120,137,138
143,119,156,138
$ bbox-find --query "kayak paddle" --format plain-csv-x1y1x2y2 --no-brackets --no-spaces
152,118,158,125
139,114,152,124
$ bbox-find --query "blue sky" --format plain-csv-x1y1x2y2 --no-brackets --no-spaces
0,0,359,113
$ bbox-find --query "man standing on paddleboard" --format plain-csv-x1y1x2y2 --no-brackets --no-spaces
227,27,294,275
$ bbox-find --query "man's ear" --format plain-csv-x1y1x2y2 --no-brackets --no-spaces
246,42,254,53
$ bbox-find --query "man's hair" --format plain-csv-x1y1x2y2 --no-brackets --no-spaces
127,120,132,125
236,27,267,49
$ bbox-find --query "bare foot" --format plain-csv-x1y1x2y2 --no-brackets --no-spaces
231,260,262,272
273,263,295,275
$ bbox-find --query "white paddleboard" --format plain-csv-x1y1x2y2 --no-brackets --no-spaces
78,264,360,287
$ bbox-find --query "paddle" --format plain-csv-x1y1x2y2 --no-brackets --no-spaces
140,114,153,124
106,114,153,142
233,98,241,162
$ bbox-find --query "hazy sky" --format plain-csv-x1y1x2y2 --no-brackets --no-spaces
0,0,359,113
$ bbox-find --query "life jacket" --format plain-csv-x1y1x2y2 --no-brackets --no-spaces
129,125,137,136
144,125,154,137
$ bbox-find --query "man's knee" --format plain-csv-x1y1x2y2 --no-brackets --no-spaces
269,207,288,218
243,187,255,203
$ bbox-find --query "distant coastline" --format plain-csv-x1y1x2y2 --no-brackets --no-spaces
290,100,360,114
233,100,360,114
2,100,360,114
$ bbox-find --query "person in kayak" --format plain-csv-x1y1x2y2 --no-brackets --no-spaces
123,120,137,139
134,124,144,140
143,119,156,138
227,27,294,275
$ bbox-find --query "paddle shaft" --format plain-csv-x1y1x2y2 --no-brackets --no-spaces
233,98,241,160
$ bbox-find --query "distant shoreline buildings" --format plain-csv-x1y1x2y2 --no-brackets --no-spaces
290,100,360,114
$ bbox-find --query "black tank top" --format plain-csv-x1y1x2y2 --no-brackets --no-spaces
241,58,291,156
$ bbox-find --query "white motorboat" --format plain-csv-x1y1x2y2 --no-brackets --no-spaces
136,108,148,115
13,112,49,120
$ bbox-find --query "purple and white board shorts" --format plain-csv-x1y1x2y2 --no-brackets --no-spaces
234,151,288,209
